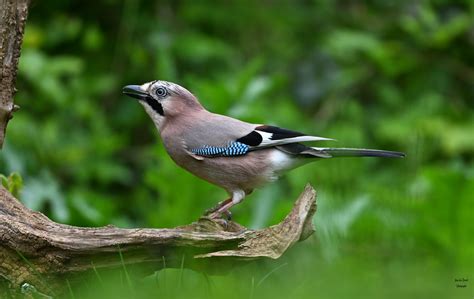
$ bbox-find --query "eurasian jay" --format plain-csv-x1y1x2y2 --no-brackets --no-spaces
123,80,405,219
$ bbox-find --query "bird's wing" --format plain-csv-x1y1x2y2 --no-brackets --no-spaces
236,125,334,149
188,124,333,158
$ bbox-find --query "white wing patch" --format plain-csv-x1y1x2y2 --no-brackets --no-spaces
253,130,334,149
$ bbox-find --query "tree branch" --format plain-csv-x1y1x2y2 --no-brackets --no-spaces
0,184,317,296
0,0,29,148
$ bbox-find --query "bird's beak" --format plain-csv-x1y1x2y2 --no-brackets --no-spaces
122,85,149,101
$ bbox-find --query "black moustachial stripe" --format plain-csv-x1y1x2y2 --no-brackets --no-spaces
256,125,305,140
236,130,263,146
144,96,164,116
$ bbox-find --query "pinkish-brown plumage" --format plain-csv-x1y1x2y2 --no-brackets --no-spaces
123,80,405,218
162,118,276,194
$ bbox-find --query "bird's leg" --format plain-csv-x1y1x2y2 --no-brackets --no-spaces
209,201,235,219
204,198,232,215
209,190,245,220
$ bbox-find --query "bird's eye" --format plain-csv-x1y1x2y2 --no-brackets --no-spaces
155,87,168,98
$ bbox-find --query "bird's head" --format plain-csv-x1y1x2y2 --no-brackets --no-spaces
123,80,203,129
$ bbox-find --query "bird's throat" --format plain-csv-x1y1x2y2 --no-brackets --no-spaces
143,97,164,116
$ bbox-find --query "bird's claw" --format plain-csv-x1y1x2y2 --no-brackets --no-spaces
211,217,229,230
208,210,232,221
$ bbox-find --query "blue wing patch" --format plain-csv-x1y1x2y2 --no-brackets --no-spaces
191,142,249,157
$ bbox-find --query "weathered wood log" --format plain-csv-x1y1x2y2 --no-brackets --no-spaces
0,0,29,148
0,184,317,297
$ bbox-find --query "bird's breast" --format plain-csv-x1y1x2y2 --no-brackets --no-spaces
160,138,280,192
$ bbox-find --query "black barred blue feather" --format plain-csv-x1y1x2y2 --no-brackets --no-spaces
191,142,249,157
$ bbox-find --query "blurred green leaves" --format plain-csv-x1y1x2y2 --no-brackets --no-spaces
400,3,473,48
20,49,83,105
0,172,23,198
0,3,472,293
21,171,69,222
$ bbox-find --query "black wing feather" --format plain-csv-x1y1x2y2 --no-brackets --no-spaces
256,125,305,140
236,130,263,146
236,125,332,148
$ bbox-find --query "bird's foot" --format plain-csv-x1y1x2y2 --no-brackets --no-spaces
199,211,230,230
208,210,232,221
209,217,229,230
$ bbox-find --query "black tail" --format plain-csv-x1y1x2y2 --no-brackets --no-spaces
315,147,405,158
276,144,405,158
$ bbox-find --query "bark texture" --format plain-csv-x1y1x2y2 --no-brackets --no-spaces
0,184,317,297
0,0,28,148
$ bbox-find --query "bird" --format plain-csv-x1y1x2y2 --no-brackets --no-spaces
123,80,405,219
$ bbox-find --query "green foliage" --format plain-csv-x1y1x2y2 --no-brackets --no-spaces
0,172,23,198
0,0,473,297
